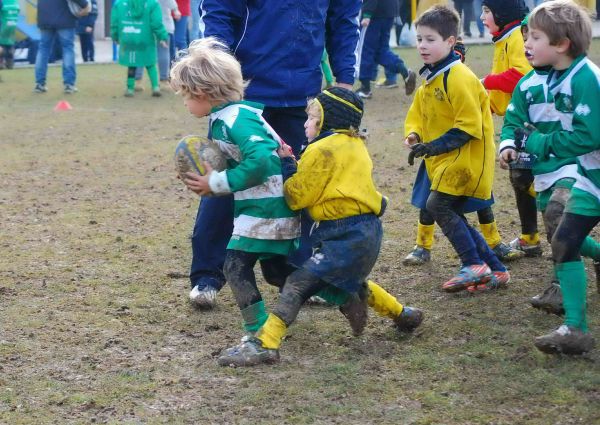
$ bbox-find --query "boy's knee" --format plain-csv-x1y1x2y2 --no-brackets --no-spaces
509,168,534,192
543,201,565,242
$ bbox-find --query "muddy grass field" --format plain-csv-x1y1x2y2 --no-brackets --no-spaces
2,44,600,424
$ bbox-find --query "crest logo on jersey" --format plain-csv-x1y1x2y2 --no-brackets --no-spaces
434,88,445,101
575,103,591,116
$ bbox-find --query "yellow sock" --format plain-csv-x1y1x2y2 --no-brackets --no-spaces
256,313,287,350
527,183,537,199
520,232,540,246
416,222,435,250
480,222,501,248
366,280,404,319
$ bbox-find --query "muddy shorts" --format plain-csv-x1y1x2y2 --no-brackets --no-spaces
536,177,575,212
411,161,493,213
302,214,382,293
565,187,600,217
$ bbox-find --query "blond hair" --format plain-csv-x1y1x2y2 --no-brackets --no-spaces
170,37,246,102
529,0,592,58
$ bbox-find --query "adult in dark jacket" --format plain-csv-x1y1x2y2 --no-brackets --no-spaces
356,0,417,98
34,0,89,93
186,0,361,309
76,0,97,62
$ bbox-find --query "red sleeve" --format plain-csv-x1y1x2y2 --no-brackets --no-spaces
483,68,524,93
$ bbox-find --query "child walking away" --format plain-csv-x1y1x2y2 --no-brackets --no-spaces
517,0,598,355
218,87,424,367
499,12,600,317
110,0,168,97
480,0,541,258
170,37,301,338
405,5,509,293
0,0,19,69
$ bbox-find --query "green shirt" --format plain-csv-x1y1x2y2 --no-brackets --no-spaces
500,68,578,192
207,101,300,256
110,0,168,67
524,56,600,203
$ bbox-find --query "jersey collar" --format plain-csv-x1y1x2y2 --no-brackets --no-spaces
419,51,461,84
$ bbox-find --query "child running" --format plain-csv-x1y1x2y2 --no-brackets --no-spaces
405,5,509,293
170,37,301,338
516,0,599,354
499,12,600,317
480,0,540,258
218,87,424,367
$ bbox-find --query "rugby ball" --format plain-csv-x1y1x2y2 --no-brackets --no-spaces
174,135,227,179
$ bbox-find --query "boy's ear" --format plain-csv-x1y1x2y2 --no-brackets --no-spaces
446,35,456,47
555,38,571,55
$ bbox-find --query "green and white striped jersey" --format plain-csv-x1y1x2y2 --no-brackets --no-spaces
524,56,600,201
500,68,578,192
208,101,300,256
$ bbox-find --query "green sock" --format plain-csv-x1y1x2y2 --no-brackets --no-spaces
127,76,135,91
147,64,159,90
314,285,350,306
556,261,588,332
241,301,268,333
580,236,600,261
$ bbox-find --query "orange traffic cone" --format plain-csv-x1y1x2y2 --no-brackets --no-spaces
54,100,72,111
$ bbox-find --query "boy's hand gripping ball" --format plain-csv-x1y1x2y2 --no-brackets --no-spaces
174,135,228,180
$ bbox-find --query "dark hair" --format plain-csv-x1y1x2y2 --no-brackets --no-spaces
482,0,528,29
414,5,460,39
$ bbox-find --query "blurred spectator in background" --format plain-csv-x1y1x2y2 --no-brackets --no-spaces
454,0,474,37
190,0,201,41
34,0,90,94
76,0,97,62
173,0,189,51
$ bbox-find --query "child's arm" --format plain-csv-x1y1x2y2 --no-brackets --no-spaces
109,3,119,43
283,148,331,211
524,82,600,159
404,87,423,145
410,129,472,158
150,1,169,42
498,81,530,168
209,118,279,195
483,35,531,94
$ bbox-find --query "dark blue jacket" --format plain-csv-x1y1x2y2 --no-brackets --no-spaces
200,0,361,108
77,0,98,33
38,0,89,30
362,0,400,19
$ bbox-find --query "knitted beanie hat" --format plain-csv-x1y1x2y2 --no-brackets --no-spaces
313,87,364,133
482,0,528,29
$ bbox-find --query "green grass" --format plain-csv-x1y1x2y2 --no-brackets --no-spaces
1,45,600,424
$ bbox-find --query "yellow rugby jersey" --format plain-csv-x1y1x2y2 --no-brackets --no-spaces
283,132,383,221
405,60,495,200
488,26,532,115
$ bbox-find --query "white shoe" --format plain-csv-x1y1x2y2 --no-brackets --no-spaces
189,285,217,308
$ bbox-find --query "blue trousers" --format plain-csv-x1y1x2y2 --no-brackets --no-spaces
359,17,408,85
35,28,76,86
189,106,309,290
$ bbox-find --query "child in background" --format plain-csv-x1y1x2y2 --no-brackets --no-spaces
218,87,424,367
516,0,598,355
110,0,168,97
170,37,301,340
403,38,516,267
405,5,509,292
480,0,540,259
76,0,97,62
499,12,600,316
134,0,181,90
0,0,19,69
